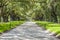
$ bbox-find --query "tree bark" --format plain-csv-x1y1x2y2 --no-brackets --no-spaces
50,0,58,23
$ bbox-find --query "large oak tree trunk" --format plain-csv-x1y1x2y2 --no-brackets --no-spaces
2,16,8,22
1,6,9,22
50,0,58,23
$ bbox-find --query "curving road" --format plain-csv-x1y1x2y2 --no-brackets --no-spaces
0,21,60,40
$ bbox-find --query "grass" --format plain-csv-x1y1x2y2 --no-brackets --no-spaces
36,21,60,35
0,21,24,33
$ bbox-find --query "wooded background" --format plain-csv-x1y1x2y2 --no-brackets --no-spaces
0,0,60,23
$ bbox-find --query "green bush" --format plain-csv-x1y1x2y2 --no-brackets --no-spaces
36,21,60,35
46,24,60,34
0,21,24,33
36,21,53,28
46,24,60,27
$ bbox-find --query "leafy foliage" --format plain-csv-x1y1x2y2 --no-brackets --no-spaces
0,0,60,23
0,21,24,33
36,21,60,35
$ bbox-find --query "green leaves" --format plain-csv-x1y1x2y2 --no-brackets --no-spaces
0,21,24,33
0,0,60,22
36,21,60,35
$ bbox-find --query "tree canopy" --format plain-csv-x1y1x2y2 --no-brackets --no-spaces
0,0,60,23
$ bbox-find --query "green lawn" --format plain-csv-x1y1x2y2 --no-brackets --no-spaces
0,21,24,33
36,21,60,35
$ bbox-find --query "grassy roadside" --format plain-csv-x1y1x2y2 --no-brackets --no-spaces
0,21,25,33
36,21,60,36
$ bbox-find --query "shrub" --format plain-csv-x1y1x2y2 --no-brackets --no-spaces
36,21,60,34
0,21,24,33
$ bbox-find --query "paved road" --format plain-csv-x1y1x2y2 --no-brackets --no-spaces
0,21,60,40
